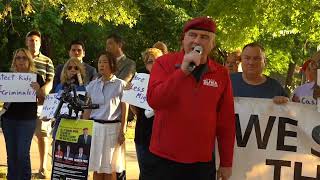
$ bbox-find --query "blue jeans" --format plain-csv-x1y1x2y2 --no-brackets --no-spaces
1,117,36,180
135,143,158,180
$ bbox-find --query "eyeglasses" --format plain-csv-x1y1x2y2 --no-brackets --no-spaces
67,66,79,70
15,56,28,61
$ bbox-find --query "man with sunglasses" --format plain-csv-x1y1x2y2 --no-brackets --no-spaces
25,30,55,179
52,40,97,91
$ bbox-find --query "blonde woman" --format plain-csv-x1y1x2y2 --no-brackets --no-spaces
132,48,163,179
1,48,45,180
54,57,86,93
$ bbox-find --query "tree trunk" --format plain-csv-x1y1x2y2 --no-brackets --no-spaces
284,62,296,96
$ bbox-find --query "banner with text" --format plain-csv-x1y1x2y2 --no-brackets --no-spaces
40,92,86,119
0,73,36,102
51,118,93,180
228,97,320,180
122,73,152,110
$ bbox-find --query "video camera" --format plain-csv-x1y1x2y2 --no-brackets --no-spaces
53,74,99,119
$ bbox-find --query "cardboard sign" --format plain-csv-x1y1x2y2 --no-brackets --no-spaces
122,73,152,110
40,91,86,119
0,73,36,102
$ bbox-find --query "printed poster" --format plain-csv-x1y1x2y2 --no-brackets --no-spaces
51,119,93,180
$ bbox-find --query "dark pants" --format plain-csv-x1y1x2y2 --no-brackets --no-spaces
146,153,215,180
135,143,158,180
1,117,36,180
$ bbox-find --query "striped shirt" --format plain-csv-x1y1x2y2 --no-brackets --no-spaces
33,52,55,81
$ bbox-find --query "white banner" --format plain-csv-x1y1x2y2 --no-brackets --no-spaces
0,73,37,102
227,97,320,180
40,92,86,119
122,73,152,110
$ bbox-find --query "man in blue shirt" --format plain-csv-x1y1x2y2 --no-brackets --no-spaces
231,42,289,103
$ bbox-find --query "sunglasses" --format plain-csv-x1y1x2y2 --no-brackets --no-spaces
67,66,79,70
15,56,28,61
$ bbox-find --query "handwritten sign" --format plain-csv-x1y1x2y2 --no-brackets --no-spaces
40,91,86,119
0,73,36,102
122,73,152,110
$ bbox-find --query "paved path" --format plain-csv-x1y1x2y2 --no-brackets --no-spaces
0,129,139,180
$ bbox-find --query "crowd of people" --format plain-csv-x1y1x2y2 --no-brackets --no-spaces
0,16,320,180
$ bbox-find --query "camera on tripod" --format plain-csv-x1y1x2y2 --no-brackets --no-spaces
54,74,99,120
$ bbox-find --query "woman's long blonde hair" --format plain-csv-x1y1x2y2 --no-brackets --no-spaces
10,48,36,73
60,57,86,84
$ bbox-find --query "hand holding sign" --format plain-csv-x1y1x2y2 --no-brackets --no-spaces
0,73,37,102
122,73,152,110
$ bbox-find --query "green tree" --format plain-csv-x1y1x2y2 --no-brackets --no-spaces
206,0,320,93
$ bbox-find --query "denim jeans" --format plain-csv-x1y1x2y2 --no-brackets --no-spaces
135,143,158,180
1,117,36,180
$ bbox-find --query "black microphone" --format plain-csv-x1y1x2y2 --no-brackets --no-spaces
188,46,203,71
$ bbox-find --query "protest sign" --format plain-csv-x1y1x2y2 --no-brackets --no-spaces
225,97,320,180
51,119,93,180
122,73,152,110
0,73,36,102
40,91,86,119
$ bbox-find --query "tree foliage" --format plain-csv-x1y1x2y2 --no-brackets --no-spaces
206,0,320,91
0,0,208,72
1,0,320,92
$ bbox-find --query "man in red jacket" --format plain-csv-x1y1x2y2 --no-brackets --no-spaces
147,16,236,180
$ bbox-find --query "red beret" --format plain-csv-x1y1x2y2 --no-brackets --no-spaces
183,16,216,33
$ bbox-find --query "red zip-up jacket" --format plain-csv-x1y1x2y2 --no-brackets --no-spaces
147,51,235,167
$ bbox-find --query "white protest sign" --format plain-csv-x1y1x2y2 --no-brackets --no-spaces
122,73,152,110
222,97,320,180
40,91,86,119
0,73,37,102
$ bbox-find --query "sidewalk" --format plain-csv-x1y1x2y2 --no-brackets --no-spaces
0,129,139,180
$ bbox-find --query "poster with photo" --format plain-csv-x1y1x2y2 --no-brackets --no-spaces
51,118,93,180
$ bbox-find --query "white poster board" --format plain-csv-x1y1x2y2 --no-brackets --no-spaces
122,73,152,110
0,73,37,102
225,97,320,180
40,91,86,119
